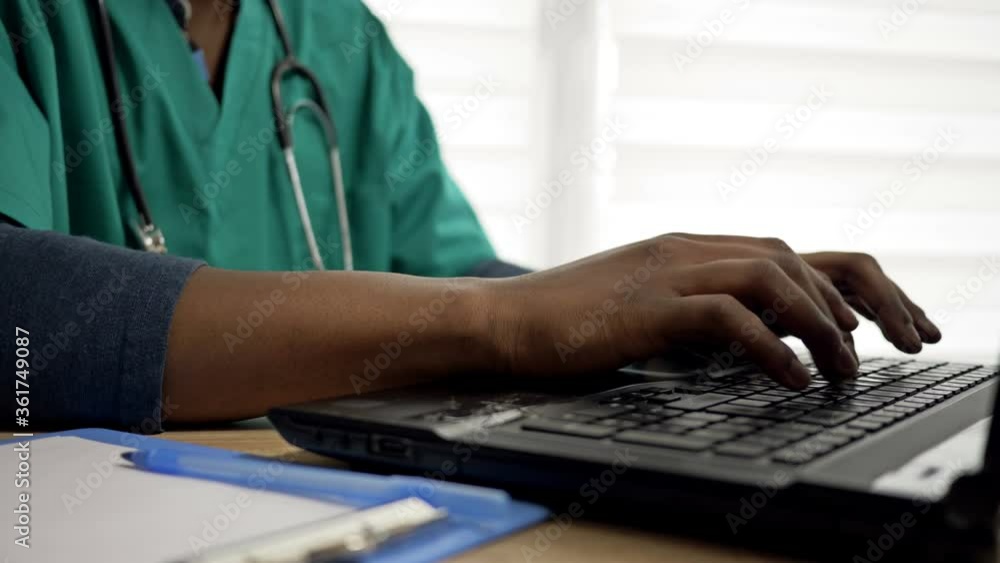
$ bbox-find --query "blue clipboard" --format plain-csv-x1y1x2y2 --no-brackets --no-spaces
4,428,549,563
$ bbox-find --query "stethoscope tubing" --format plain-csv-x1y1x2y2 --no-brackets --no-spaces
91,0,354,270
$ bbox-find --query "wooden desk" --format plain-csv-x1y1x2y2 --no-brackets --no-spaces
156,427,790,563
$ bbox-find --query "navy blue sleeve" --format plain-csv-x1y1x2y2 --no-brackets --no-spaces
466,259,532,278
1,224,204,433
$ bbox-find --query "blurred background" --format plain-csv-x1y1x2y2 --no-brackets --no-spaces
363,0,1000,360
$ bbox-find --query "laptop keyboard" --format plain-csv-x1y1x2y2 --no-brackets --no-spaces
522,359,998,466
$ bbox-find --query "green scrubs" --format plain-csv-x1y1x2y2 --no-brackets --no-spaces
0,0,495,275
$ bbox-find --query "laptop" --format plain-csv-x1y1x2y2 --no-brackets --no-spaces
269,353,1000,562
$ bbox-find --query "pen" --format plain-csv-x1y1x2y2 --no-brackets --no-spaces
123,448,510,513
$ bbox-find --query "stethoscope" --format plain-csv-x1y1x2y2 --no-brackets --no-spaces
91,0,353,271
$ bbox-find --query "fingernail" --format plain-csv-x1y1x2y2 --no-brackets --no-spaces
903,324,923,353
786,360,812,389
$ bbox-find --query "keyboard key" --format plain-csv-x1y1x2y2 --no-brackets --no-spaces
829,426,867,439
642,423,690,435
708,405,803,421
714,443,770,458
864,390,907,400
771,449,813,465
782,400,826,411
637,406,684,417
708,422,756,434
685,412,728,422
727,416,772,426
758,428,809,441
812,433,852,447
863,414,896,425
795,409,857,427
572,406,630,418
687,429,736,442
620,412,662,424
729,399,775,409
615,431,714,451
523,420,616,438
737,435,790,449
597,419,639,429
847,419,884,432
669,417,710,429
827,403,870,414
670,393,739,411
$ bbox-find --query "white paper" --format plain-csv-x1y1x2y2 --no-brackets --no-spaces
872,417,991,501
1,436,351,562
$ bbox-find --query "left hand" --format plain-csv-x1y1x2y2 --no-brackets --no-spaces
669,234,941,354
801,251,941,353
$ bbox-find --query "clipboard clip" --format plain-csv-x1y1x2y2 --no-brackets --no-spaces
182,497,447,563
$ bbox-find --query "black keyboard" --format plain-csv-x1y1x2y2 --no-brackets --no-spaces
522,359,998,466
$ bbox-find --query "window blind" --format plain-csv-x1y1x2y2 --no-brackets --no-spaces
363,0,546,266
606,0,1000,357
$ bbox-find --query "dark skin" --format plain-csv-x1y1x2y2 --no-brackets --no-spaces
164,5,942,423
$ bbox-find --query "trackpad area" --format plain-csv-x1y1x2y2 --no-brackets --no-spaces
872,417,991,501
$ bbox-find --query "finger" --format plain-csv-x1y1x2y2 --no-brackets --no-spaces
773,258,859,379
843,293,877,321
892,281,942,343
661,294,811,389
673,259,857,381
812,269,860,331
838,256,923,353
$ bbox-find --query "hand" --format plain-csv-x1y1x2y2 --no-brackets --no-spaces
487,233,940,389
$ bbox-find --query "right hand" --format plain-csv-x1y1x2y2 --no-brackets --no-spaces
485,234,934,389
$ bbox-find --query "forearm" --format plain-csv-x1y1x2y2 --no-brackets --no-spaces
164,267,497,422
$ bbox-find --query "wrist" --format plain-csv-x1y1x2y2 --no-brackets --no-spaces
460,278,523,376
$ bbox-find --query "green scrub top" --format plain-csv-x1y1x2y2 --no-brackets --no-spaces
0,0,496,275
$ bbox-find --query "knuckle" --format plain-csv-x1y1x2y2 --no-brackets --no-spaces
707,294,742,322
648,234,683,254
749,258,783,282
772,252,806,278
761,237,793,254
850,252,881,271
